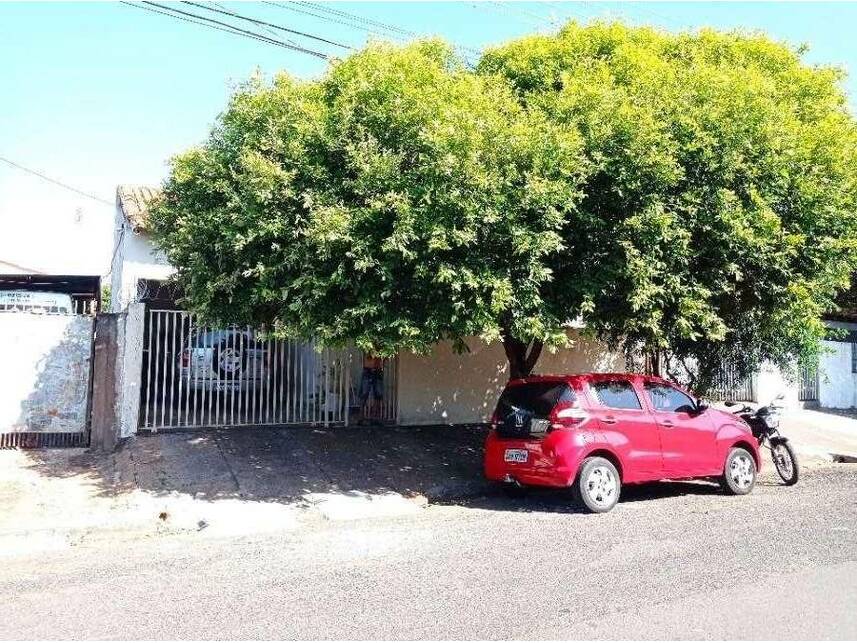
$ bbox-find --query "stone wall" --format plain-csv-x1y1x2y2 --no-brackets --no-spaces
0,313,94,434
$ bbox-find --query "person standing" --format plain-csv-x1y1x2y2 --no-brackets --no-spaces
358,352,384,424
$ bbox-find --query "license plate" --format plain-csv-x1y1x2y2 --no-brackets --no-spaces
504,449,528,463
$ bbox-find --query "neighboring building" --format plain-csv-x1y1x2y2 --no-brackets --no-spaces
817,321,857,408
0,259,44,274
0,269,101,447
110,185,174,312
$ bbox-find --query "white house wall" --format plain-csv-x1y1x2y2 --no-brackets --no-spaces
755,363,800,408
818,340,857,409
397,331,622,425
110,205,173,312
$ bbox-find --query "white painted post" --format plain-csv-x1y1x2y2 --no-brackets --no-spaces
116,302,145,438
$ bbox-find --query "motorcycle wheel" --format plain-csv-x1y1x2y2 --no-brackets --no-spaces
772,440,799,486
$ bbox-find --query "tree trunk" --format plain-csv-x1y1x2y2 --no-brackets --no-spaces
502,335,544,380
647,349,662,377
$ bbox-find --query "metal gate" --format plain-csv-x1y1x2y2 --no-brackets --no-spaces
799,365,819,401
708,362,756,402
139,310,398,431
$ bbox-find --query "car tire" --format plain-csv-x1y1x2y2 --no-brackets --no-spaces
721,447,757,495
573,456,621,513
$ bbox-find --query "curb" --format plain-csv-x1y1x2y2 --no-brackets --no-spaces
791,445,857,465
423,480,493,503
831,453,857,464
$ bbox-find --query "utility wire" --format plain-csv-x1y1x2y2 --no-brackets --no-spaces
268,0,482,60
122,1,303,52
265,1,408,45
0,154,120,276
212,0,300,46
297,1,416,37
181,1,353,50
123,1,329,59
0,155,114,207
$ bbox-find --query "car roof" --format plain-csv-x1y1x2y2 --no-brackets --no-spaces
506,372,669,386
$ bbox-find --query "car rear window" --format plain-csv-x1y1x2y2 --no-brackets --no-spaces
589,380,642,410
496,382,576,419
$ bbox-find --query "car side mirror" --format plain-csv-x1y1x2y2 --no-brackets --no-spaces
695,399,710,414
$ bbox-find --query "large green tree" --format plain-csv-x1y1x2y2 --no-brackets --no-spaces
150,41,585,378
152,25,857,388
479,22,857,387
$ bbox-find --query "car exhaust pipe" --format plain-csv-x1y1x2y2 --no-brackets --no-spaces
503,474,522,487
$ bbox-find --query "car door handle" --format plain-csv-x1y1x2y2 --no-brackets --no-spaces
662,420,675,428
602,416,617,425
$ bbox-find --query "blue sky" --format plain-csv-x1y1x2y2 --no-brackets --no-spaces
1,1,856,275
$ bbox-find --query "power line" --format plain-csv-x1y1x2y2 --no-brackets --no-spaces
143,1,331,57
265,1,409,45
212,0,300,46
181,1,353,50
297,1,416,38
121,1,329,59
122,1,300,51
480,1,545,27
0,155,114,207
267,0,482,61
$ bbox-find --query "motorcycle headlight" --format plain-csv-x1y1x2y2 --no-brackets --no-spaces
765,414,779,429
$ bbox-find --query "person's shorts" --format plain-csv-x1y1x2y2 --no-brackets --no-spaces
359,368,384,403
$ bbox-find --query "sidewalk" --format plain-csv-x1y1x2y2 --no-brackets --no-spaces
780,408,857,462
0,424,490,556
2,413,855,557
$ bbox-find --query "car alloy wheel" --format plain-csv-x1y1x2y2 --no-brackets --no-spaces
729,452,754,491
584,465,618,510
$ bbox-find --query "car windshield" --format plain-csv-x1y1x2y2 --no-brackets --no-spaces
495,381,576,419
190,329,255,347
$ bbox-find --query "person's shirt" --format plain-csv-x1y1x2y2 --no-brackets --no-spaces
363,354,383,370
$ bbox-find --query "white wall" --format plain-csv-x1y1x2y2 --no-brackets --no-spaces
818,335,857,409
397,331,622,425
0,313,94,433
755,363,800,408
755,321,857,410
115,303,145,437
110,205,173,312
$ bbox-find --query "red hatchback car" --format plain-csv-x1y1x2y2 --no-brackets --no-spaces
484,373,760,513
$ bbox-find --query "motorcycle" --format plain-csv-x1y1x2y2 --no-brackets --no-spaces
726,395,799,485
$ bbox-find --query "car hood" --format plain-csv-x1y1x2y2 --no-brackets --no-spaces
710,407,751,431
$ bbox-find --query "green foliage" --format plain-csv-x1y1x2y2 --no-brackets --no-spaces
480,22,857,387
151,24,857,386
150,41,585,358
100,284,111,312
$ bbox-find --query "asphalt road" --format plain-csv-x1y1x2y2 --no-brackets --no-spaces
2,465,856,640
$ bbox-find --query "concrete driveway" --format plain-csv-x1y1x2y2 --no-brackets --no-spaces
0,424,491,553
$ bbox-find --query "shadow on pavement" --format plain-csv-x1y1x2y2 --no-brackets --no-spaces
17,424,776,516
438,477,726,514
18,424,492,507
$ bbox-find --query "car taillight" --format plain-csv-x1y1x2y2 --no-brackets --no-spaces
550,401,589,430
